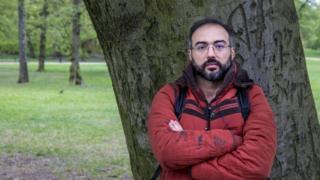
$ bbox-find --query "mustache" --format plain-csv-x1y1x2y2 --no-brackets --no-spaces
202,58,222,68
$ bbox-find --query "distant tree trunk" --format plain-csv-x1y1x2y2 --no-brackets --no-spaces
84,0,320,179
53,43,63,63
26,32,36,58
69,0,82,85
18,0,28,83
37,0,48,72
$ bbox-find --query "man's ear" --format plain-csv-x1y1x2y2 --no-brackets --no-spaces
231,47,236,60
188,49,192,62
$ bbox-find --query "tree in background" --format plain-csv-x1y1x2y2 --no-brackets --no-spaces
17,0,29,83
46,0,73,61
84,0,320,179
0,1,19,55
25,0,41,59
0,0,101,60
26,31,36,58
295,0,320,50
37,0,48,72
69,0,82,85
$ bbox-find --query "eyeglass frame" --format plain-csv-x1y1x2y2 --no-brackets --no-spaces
190,40,232,54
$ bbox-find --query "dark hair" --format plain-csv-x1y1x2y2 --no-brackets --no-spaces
187,17,234,49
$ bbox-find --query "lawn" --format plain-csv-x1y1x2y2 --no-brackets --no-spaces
306,59,320,119
0,62,132,179
0,59,319,179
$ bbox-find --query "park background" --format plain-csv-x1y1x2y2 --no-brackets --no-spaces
0,0,319,179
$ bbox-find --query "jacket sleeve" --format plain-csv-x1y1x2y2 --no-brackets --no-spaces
191,85,277,179
147,84,242,170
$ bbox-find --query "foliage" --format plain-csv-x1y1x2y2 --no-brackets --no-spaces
0,62,131,179
0,0,101,59
0,0,19,54
294,0,320,50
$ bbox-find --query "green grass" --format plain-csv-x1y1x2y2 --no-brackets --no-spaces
306,59,320,119
0,62,132,179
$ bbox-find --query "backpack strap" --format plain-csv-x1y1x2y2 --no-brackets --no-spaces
150,165,161,180
237,88,250,120
174,85,187,119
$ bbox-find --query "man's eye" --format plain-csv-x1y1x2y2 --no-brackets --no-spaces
215,44,225,49
196,45,207,50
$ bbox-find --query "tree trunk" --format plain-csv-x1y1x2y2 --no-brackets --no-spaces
83,0,320,179
18,0,28,83
37,0,48,72
69,0,82,85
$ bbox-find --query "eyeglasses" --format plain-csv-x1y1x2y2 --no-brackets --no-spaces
191,42,231,54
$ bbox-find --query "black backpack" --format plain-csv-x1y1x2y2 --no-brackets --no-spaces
150,86,250,180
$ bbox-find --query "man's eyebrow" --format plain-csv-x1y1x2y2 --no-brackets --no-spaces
213,40,227,44
194,41,208,46
194,40,228,46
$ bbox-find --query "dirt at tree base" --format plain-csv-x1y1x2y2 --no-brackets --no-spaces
0,153,133,180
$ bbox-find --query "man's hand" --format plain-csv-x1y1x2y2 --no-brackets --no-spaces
169,120,184,132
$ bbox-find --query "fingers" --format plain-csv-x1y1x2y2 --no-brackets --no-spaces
172,120,183,131
169,120,184,132
169,120,179,131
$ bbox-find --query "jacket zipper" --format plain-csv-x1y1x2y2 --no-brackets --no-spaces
205,102,212,131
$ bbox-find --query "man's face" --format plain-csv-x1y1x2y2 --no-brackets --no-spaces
189,24,235,81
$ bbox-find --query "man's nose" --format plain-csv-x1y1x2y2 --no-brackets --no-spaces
207,45,216,57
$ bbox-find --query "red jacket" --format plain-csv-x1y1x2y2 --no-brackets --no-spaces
147,62,277,180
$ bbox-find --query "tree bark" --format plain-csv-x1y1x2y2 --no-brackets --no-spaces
18,0,29,83
37,0,48,72
83,0,320,179
69,0,82,85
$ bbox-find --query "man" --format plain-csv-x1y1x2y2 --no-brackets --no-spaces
147,17,277,180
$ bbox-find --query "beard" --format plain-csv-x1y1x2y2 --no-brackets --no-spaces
191,57,232,81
